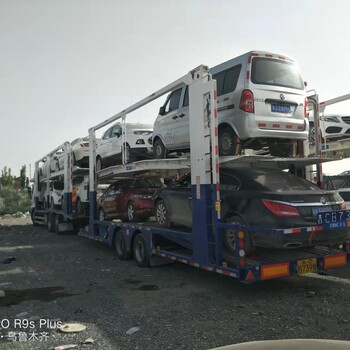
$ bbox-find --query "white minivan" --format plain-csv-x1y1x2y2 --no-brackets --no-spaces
152,50,308,158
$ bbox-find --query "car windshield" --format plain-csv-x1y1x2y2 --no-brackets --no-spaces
251,57,304,90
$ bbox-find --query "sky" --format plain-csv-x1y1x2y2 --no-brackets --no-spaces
1,0,350,178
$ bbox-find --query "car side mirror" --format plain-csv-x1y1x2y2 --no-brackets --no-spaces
159,106,166,116
304,81,308,87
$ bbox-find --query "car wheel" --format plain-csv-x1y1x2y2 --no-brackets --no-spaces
133,233,150,267
96,157,103,171
114,230,132,260
153,138,167,159
223,215,252,256
124,144,135,163
219,127,237,156
73,152,77,166
98,208,106,221
155,199,170,227
127,202,138,222
48,212,55,233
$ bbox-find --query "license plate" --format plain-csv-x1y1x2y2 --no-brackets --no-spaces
297,258,317,275
317,210,350,228
312,206,332,216
271,104,291,113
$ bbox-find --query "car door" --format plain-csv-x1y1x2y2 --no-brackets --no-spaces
167,175,192,227
109,124,123,160
174,86,190,148
101,184,119,217
98,127,113,159
157,88,183,149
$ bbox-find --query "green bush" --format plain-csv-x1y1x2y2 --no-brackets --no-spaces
0,187,32,215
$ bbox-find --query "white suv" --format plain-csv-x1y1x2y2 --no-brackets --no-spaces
152,50,308,158
96,122,153,170
49,180,64,209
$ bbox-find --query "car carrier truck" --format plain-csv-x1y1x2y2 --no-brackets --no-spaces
31,142,90,232
71,64,350,283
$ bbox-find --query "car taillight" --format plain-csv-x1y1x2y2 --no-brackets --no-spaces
239,89,254,113
262,199,300,217
304,97,309,119
341,201,347,210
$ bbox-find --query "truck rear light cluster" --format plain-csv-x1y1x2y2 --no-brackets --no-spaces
262,200,301,217
239,89,254,113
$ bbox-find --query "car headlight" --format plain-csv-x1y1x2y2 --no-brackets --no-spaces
136,139,145,144
320,116,340,123
134,194,152,199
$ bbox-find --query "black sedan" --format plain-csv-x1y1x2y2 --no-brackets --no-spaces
154,168,349,254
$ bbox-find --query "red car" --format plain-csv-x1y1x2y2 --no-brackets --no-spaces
98,178,163,222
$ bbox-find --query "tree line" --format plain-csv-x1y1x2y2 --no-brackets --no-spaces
0,165,29,189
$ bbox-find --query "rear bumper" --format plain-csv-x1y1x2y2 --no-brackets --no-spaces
252,229,350,249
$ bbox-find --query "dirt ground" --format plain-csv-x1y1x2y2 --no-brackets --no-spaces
1,217,350,350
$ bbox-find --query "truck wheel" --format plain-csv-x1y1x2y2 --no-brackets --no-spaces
153,138,167,159
96,157,103,171
223,216,252,256
48,212,55,233
133,233,150,267
114,230,132,260
76,198,82,215
31,208,39,226
54,214,61,234
127,202,138,222
219,127,237,156
155,200,170,227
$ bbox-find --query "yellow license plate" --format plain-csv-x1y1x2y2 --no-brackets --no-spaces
297,258,317,275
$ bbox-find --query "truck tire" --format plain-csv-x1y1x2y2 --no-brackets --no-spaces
48,212,55,233
31,208,39,226
133,233,150,267
114,230,132,260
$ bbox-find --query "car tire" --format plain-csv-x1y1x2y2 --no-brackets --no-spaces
223,215,252,256
133,233,150,267
114,230,132,260
48,212,55,233
153,138,167,159
127,202,138,222
73,152,77,166
98,208,106,221
218,127,237,156
124,144,135,163
155,199,170,227
96,157,103,171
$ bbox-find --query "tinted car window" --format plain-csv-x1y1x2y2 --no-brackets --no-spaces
220,173,240,191
53,181,64,190
339,191,350,201
134,178,163,188
222,65,241,95
251,57,304,90
183,86,189,107
102,127,112,140
165,88,182,113
212,71,225,96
